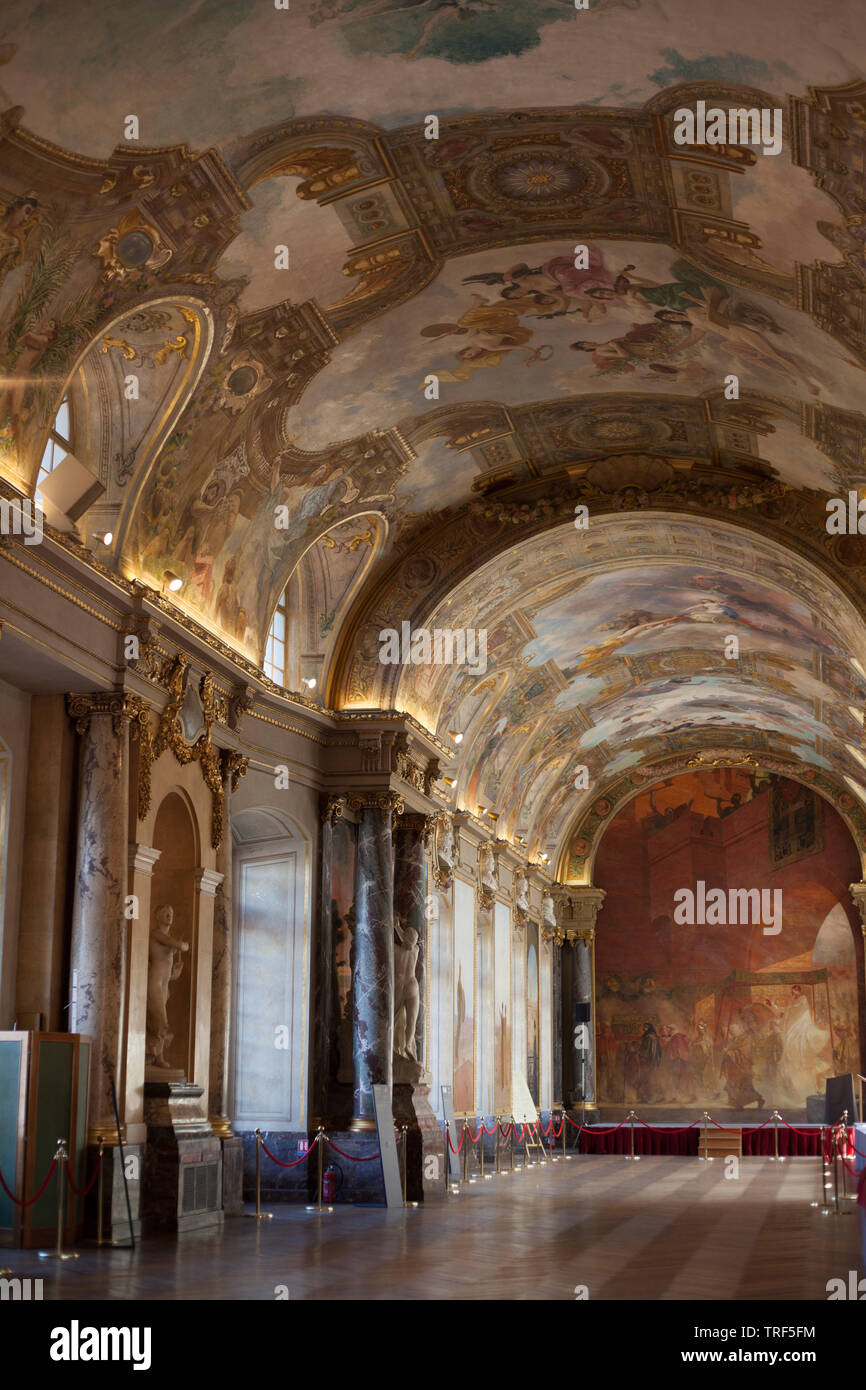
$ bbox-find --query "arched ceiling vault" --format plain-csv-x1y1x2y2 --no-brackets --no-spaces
375,513,866,862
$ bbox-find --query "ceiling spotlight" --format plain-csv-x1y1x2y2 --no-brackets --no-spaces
477,805,487,817
301,677,317,690
93,530,113,546
539,853,549,863
442,777,456,787
515,836,525,845
163,570,183,592
449,730,464,744
487,811,499,821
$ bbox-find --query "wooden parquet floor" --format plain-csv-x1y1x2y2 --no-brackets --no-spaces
5,1156,863,1301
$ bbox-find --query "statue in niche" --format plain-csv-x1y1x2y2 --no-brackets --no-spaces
438,815,455,868
542,890,557,929
514,869,530,918
480,842,498,895
146,904,189,1070
393,920,420,1060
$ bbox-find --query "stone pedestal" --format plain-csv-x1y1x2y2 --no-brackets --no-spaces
392,1064,444,1202
220,1135,244,1214
143,1080,224,1233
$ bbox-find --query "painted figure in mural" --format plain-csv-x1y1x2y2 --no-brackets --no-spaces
777,985,831,1099
393,922,421,1059
146,904,189,1070
463,247,619,322
636,1021,662,1101
659,1024,692,1101
421,295,552,381
720,1022,764,1108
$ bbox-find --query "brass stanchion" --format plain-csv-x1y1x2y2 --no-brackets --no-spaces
38,1139,78,1261
245,1129,274,1220
699,1111,709,1161
401,1125,408,1206
95,1134,105,1247
561,1110,568,1161
495,1117,501,1176
306,1127,332,1213
812,1125,827,1207
443,1122,451,1195
626,1109,639,1161
461,1122,469,1184
509,1115,515,1174
769,1110,780,1161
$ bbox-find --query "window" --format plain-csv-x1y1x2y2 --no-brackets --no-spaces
264,591,287,685
36,395,71,504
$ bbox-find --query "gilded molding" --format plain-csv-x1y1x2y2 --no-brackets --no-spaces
321,794,346,826
345,790,405,815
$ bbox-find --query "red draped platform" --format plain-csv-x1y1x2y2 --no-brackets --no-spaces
573,1122,854,1157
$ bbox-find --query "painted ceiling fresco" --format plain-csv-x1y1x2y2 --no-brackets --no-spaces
3,1,866,870
390,514,866,858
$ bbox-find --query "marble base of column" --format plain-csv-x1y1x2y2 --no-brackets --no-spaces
82,1144,142,1246
392,1069,444,1202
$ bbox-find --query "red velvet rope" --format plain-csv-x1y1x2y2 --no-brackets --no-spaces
498,1123,513,1138
0,1157,58,1208
779,1117,827,1137
465,1125,482,1144
539,1118,553,1137
65,1152,103,1197
565,1116,626,1134
260,1135,319,1168
636,1119,700,1133
552,1120,565,1139
482,1124,498,1136
447,1130,466,1155
324,1139,380,1162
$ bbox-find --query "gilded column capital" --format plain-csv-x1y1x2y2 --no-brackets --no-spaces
848,881,866,928
396,810,437,846
346,790,405,816
321,794,346,825
67,689,149,738
220,747,248,791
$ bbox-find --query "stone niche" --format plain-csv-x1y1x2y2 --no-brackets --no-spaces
141,787,223,1233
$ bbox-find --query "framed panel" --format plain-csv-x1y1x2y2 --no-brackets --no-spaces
493,900,512,1114
526,921,540,1107
452,875,475,1115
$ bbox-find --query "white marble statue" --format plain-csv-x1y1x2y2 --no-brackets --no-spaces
393,922,420,1060
146,904,189,1069
542,889,557,929
437,815,455,869
515,870,530,915
480,842,498,895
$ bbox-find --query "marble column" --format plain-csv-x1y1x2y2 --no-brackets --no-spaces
552,885,604,1109
67,692,142,1144
349,792,403,1127
571,931,595,1103
393,812,433,1065
209,750,247,1137
314,795,346,1120
551,937,563,1104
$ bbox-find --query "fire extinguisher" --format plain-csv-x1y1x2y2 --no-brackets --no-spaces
322,1165,341,1203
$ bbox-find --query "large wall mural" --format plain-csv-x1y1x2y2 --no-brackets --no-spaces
593,768,863,1112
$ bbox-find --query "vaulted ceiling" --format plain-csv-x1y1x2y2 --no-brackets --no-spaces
2,0,866,872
